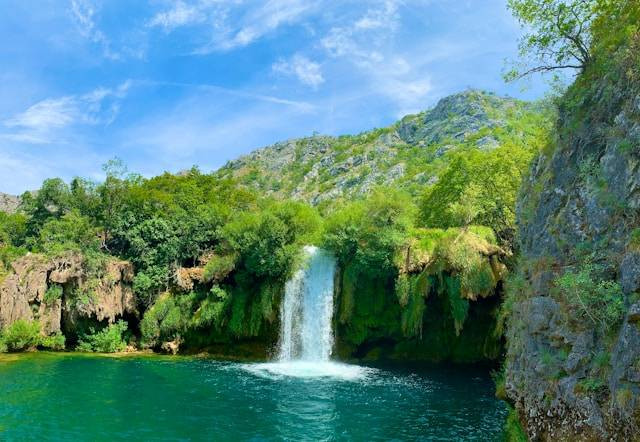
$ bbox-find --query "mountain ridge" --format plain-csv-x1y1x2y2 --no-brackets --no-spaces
217,89,548,207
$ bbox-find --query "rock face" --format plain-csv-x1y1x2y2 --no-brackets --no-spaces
506,35,640,440
0,192,20,213
0,253,136,337
219,90,539,206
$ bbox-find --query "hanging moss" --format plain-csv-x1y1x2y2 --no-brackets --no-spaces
462,260,496,299
397,270,430,338
227,289,248,337
191,285,231,330
444,275,469,336
395,273,410,307
339,263,358,324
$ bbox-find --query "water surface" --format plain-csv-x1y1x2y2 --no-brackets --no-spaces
0,353,506,441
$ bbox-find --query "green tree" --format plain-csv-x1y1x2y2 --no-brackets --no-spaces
419,146,535,243
324,188,414,275
21,178,71,237
506,0,598,80
37,210,100,254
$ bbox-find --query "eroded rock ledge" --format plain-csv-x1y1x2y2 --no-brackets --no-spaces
0,253,136,337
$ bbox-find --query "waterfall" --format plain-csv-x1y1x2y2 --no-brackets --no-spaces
243,245,369,380
278,245,336,362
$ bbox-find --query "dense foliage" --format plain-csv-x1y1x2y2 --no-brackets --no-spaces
0,92,552,354
0,320,65,353
76,321,129,353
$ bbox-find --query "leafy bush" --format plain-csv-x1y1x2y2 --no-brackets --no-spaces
504,405,527,442
76,320,129,353
553,263,625,331
36,210,101,254
44,284,63,303
323,188,414,276
202,254,237,282
1,319,41,351
0,320,66,352
39,333,66,350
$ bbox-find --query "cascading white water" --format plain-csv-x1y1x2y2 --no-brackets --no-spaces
242,245,372,380
278,245,336,362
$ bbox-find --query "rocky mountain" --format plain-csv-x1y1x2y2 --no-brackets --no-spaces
505,28,640,440
0,192,19,213
218,90,547,206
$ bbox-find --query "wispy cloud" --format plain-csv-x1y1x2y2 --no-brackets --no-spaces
70,0,120,60
317,0,434,114
216,0,313,50
272,54,324,88
139,79,316,112
148,0,316,52
2,81,131,145
321,0,400,63
148,1,204,29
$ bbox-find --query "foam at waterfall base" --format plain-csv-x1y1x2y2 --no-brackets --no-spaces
242,361,375,381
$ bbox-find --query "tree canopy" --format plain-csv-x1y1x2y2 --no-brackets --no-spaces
506,0,598,80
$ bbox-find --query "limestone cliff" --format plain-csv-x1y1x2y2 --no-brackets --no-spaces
0,192,19,213
0,253,136,339
505,31,640,440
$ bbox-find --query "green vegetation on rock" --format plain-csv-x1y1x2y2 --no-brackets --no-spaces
77,320,129,353
0,320,65,352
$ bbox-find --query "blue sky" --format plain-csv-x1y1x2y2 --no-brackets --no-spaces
0,0,548,194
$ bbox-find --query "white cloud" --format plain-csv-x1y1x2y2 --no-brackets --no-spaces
2,81,131,144
273,55,324,88
317,1,434,113
321,0,400,63
147,0,316,52
355,0,401,30
5,97,76,131
70,0,120,60
218,0,313,50
148,1,206,29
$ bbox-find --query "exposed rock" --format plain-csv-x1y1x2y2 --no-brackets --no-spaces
161,338,181,355
175,267,204,292
219,90,537,206
507,34,640,439
620,251,640,294
0,253,136,337
0,192,20,213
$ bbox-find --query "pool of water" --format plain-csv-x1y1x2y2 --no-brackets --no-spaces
0,353,506,441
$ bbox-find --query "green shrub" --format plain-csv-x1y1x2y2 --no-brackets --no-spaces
44,284,63,303
1,319,41,351
0,320,66,352
491,367,507,400
629,228,640,250
504,405,527,442
76,320,129,353
202,254,236,282
553,263,626,331
40,332,66,350
575,377,607,395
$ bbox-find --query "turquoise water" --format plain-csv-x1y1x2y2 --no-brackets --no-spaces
0,354,506,441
